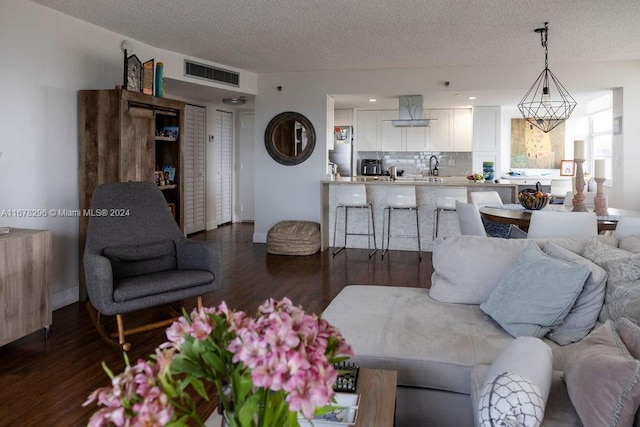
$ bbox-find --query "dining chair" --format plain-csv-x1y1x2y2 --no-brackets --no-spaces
550,180,573,203
469,191,503,207
527,211,598,239
613,217,640,241
455,200,486,236
563,191,598,208
469,191,511,238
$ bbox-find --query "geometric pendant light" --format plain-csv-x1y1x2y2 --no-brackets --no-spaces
517,22,577,133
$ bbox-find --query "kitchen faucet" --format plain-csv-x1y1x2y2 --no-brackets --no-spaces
428,155,439,176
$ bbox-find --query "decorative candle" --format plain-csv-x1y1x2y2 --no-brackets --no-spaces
574,140,585,159
594,159,606,179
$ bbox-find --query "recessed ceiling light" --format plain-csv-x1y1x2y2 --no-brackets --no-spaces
222,96,247,105
369,98,377,102
455,94,462,97
468,96,477,100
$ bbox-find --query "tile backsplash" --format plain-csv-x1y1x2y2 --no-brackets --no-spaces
357,151,473,176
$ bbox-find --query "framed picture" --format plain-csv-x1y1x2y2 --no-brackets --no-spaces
125,54,142,92
560,160,575,176
142,59,154,95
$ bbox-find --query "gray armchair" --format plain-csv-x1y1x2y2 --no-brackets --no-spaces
84,181,221,350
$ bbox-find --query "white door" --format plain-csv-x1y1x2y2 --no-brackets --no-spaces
183,104,207,234
215,110,233,225
238,113,255,221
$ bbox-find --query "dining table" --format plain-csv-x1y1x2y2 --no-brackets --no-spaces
479,203,640,233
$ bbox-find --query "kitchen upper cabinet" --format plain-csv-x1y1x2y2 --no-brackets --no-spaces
334,109,354,126
356,110,381,151
429,109,453,151
356,108,467,153
453,108,472,152
380,110,403,151
472,106,500,152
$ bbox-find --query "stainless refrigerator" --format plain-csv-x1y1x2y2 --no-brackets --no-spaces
329,126,353,176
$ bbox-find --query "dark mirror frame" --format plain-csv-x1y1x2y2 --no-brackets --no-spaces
264,112,316,166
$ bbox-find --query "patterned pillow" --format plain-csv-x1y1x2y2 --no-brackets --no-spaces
600,254,640,282
582,237,632,266
478,372,545,427
600,279,640,324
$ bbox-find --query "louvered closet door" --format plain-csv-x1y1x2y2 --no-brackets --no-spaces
183,104,206,234
215,110,233,225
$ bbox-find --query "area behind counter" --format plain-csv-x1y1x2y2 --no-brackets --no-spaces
320,178,517,252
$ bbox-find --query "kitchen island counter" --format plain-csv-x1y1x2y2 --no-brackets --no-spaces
320,179,517,252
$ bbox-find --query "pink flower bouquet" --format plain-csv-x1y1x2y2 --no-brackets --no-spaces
84,297,353,427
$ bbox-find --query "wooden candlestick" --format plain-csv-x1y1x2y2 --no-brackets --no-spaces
572,159,588,212
593,177,609,217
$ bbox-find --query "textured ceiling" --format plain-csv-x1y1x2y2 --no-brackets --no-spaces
31,0,640,74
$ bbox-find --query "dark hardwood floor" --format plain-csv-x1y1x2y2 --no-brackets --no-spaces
0,223,432,427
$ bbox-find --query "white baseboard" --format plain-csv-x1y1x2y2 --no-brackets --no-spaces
253,232,267,243
52,286,79,310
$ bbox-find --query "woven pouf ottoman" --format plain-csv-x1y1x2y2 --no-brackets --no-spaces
267,220,321,255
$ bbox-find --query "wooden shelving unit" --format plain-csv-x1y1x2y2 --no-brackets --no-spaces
78,89,186,299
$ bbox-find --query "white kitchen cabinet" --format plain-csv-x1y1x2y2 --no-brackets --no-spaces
356,110,381,151
429,109,453,151
334,109,354,126
380,110,403,151
472,106,500,152
453,108,472,152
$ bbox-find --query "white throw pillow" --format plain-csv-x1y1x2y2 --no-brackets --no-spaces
477,337,553,427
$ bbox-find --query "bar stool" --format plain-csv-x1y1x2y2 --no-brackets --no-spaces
433,187,468,239
332,184,377,258
381,186,421,260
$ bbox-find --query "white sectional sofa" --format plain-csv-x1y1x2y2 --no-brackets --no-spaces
322,234,640,426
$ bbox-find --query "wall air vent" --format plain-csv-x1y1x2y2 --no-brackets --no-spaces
184,60,239,87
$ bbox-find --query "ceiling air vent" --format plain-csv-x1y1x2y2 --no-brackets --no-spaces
184,60,239,87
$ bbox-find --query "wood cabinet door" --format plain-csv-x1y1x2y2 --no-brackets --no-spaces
119,100,155,182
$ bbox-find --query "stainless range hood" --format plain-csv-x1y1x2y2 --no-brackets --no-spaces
390,95,432,127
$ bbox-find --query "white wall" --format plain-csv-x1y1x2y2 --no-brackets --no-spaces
0,0,257,308
254,62,640,242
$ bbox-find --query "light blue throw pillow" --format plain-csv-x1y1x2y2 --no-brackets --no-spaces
480,241,591,338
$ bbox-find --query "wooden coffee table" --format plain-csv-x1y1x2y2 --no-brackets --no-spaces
354,368,397,427
204,367,398,427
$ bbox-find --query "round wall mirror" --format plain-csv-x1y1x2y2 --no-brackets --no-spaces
264,112,316,165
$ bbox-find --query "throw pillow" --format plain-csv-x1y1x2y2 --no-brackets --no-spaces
103,239,177,279
601,254,640,282
430,236,531,304
477,337,552,427
600,279,640,324
619,235,640,254
582,237,631,266
564,321,640,427
542,241,607,345
617,317,640,359
478,373,545,427
480,241,591,338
